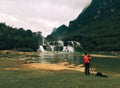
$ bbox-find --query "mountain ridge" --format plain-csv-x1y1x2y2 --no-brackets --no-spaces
46,0,120,51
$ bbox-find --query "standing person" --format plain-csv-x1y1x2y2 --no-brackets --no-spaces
83,53,91,75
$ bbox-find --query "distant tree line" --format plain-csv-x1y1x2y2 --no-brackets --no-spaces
0,23,42,52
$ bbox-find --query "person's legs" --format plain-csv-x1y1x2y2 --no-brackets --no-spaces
85,63,90,75
85,65,87,75
85,63,88,75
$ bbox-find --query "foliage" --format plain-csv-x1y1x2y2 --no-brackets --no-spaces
46,0,120,52
46,25,68,41
0,23,42,51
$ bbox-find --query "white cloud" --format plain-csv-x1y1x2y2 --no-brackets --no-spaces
0,0,92,37
0,13,18,23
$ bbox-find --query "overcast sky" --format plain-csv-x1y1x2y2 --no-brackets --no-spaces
0,0,92,37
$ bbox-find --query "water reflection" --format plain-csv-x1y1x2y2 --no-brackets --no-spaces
29,52,82,64
27,52,120,73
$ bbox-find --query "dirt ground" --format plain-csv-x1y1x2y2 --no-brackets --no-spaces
22,62,96,73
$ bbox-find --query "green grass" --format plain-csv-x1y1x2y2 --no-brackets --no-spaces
78,57,120,74
0,53,120,88
74,52,120,74
0,69,119,88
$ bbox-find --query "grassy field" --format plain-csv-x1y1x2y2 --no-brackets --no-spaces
0,51,120,88
78,56,120,74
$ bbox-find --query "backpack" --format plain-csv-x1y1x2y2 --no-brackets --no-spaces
96,72,108,77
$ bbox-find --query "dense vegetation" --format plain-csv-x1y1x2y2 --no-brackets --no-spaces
46,0,120,52
0,23,42,51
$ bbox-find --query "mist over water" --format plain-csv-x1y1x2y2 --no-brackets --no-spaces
29,51,82,64
38,40,81,52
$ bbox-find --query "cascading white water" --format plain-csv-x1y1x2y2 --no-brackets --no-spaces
39,45,45,52
57,40,64,46
66,46,74,52
63,46,68,52
50,45,54,52
63,46,74,52
38,40,81,52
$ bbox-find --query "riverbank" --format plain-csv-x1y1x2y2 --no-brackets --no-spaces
0,59,119,88
22,62,86,72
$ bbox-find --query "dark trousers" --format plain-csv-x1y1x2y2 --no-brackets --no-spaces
84,63,90,75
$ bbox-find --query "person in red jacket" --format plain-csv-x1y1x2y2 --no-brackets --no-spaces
83,53,92,75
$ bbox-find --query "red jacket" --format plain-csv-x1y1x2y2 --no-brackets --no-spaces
84,55,90,63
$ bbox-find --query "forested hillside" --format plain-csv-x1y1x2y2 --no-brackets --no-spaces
0,23,42,51
46,0,120,51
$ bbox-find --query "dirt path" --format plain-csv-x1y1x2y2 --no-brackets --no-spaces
22,62,96,73
3,61,96,73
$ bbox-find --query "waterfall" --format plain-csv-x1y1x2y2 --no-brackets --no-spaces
38,40,81,52
39,45,45,52
50,45,54,52
66,46,74,52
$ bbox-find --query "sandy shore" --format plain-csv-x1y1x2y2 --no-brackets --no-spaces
22,62,86,72
4,61,96,74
